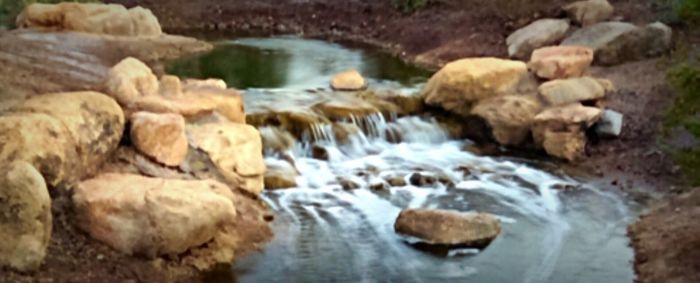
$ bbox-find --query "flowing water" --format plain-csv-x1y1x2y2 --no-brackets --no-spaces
170,38,637,283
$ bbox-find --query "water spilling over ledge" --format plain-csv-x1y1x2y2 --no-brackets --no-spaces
169,37,636,283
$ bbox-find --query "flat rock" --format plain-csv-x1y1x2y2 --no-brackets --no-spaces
538,76,608,105
130,112,188,166
594,22,673,66
0,161,51,272
506,18,570,59
563,0,614,26
105,57,159,105
471,95,544,146
394,209,501,247
542,129,588,161
330,69,367,91
561,22,641,65
73,173,237,257
529,46,594,79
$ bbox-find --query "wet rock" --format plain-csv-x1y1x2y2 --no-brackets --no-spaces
394,209,501,247
259,127,297,153
105,57,159,105
73,173,237,257
365,90,425,116
594,109,623,138
528,46,594,80
4,91,125,187
471,95,544,146
332,122,362,144
188,122,266,195
312,99,379,121
247,110,328,139
506,18,570,59
409,172,437,187
387,176,407,187
264,160,298,190
0,161,51,272
563,0,614,26
17,3,162,36
130,112,188,167
311,145,330,161
369,181,390,191
330,69,367,91
338,177,360,190
423,58,528,116
538,77,609,106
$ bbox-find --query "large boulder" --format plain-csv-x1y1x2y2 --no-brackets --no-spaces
16,3,162,36
538,76,610,105
528,46,594,79
506,19,571,60
3,91,125,186
188,123,266,195
423,58,529,116
0,161,51,272
182,83,246,124
394,209,501,247
532,103,603,160
330,69,367,91
73,173,237,257
563,0,614,26
471,95,544,146
105,57,159,105
130,112,188,167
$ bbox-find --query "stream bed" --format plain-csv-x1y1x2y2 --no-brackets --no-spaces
170,37,637,283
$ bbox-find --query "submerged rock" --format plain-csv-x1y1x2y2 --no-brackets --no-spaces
330,69,367,91
563,0,614,26
506,18,570,60
471,95,544,146
188,123,266,195
529,46,594,80
17,3,162,36
394,209,501,248
0,161,51,272
423,58,529,116
73,173,237,257
130,112,188,167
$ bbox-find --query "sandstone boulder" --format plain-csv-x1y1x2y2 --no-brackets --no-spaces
330,69,367,91
471,95,543,146
506,19,571,59
529,46,594,79
532,103,603,160
423,58,528,116
264,159,299,190
183,85,246,124
188,123,266,195
130,112,188,167
563,0,614,26
126,94,218,119
0,161,51,272
105,57,159,105
159,75,183,97
394,209,501,247
538,76,609,105
16,3,162,36
73,173,237,257
3,91,125,187
542,130,588,161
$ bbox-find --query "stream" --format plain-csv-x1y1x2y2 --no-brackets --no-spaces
169,37,637,283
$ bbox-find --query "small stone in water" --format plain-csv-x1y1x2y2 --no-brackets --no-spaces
409,173,437,187
311,145,329,161
387,176,407,187
337,178,360,190
370,181,389,191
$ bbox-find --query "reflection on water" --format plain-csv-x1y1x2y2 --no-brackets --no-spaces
168,37,430,90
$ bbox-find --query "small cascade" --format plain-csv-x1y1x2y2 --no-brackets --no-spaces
348,112,389,139
305,123,336,145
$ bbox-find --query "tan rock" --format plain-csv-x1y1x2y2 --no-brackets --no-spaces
529,46,594,79
394,209,501,247
542,129,588,161
188,123,266,195
471,95,544,146
264,160,298,190
423,58,528,116
105,57,159,105
130,112,188,167
563,0,614,26
16,3,162,36
0,161,51,272
532,103,602,160
73,173,237,257
183,78,227,90
184,86,246,124
330,69,367,91
159,75,182,97
538,77,608,105
126,94,218,119
507,18,571,59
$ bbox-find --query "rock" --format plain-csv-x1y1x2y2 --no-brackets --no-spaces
4,91,125,187
387,176,407,187
595,109,623,137
159,75,183,97
423,58,529,116
593,22,673,66
338,177,360,190
311,145,330,161
17,3,162,36
561,22,647,65
532,104,603,161
394,209,501,247
105,57,159,105
542,130,588,161
506,19,571,59
130,112,188,167
182,78,227,90
73,173,237,257
312,99,379,121
264,160,298,190
126,94,218,119
183,86,246,124
471,95,544,146
330,69,367,91
538,77,609,105
563,0,614,26
188,123,266,195
332,123,362,144
0,161,51,272
528,46,594,79
409,172,438,187
259,127,297,153
366,90,426,116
